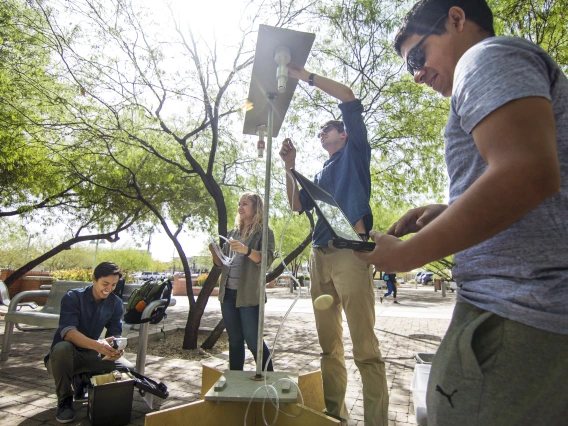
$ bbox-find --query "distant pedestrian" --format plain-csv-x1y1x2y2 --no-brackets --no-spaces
380,273,399,304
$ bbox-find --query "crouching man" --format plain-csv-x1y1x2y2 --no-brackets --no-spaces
45,261,130,423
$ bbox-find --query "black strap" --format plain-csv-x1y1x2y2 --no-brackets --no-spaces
308,73,316,86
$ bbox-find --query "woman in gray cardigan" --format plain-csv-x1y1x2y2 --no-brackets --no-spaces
209,192,275,371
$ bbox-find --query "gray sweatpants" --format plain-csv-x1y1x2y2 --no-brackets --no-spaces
427,302,568,426
46,341,130,401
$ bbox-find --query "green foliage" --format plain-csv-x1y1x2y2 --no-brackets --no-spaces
52,267,134,283
52,268,92,282
491,0,568,69
97,249,154,273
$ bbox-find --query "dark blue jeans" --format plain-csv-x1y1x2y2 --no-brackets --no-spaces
384,280,397,298
221,288,274,371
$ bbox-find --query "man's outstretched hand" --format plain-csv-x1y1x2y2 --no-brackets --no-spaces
387,204,448,237
279,138,297,169
354,230,407,272
286,62,308,81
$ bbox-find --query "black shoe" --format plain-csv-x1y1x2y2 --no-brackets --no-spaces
323,410,343,421
72,375,88,401
379,297,383,303
56,396,75,423
323,410,347,424
393,300,400,304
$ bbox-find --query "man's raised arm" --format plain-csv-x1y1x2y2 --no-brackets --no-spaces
287,62,355,103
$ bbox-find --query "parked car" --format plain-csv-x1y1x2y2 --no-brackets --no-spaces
422,272,434,285
134,271,165,281
414,271,425,283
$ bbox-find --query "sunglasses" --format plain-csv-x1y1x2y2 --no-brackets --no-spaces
317,124,344,139
406,15,447,76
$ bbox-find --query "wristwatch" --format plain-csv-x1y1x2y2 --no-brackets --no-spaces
244,246,252,257
308,73,316,86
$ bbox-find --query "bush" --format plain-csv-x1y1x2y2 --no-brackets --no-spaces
52,268,92,282
196,273,209,287
52,268,133,283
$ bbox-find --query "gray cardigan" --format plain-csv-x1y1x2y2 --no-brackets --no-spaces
216,227,275,307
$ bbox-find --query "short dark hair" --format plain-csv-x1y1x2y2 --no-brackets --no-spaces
393,0,495,56
321,120,345,133
93,261,122,280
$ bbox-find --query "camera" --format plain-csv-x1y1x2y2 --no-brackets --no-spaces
111,337,128,351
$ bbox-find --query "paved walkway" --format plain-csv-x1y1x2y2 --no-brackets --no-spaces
0,284,455,425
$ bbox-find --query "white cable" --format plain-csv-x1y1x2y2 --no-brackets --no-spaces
243,161,306,426
209,235,236,266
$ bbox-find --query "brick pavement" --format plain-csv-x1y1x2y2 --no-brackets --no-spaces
0,284,455,426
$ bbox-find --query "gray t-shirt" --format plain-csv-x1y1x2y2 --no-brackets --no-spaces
446,36,568,334
226,253,244,290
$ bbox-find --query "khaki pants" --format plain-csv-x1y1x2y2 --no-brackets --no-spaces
427,302,568,426
310,247,388,425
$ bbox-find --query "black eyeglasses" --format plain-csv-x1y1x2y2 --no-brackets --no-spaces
317,124,343,139
406,15,447,76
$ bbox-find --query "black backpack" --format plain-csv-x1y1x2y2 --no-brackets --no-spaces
123,278,172,325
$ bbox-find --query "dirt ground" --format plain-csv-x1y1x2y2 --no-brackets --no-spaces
126,329,229,361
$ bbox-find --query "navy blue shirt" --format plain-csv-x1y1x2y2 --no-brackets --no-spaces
299,99,372,247
50,285,123,350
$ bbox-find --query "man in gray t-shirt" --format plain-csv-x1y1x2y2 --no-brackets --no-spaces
356,0,568,425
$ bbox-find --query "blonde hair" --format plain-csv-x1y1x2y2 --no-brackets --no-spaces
235,192,264,239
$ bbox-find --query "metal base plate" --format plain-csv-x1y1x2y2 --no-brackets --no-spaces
204,370,299,404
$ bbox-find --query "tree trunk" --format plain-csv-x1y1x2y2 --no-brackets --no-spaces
3,226,133,288
182,266,221,349
200,318,225,350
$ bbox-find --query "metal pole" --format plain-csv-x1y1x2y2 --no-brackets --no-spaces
136,322,149,374
92,240,99,270
441,279,446,297
256,93,275,378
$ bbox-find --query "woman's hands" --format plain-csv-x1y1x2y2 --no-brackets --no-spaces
228,239,249,255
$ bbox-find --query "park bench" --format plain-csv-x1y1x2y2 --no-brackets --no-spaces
0,280,39,312
1,280,175,374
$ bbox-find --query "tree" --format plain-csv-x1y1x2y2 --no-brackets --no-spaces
491,0,568,69
0,1,88,219
26,0,315,350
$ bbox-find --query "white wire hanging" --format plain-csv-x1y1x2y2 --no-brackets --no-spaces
209,235,236,266
243,161,306,426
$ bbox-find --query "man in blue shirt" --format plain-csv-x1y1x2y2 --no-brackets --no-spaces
45,262,126,424
280,63,388,425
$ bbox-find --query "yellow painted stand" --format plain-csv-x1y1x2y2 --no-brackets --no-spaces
145,365,339,426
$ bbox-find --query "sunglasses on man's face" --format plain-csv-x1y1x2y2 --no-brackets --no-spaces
406,15,447,76
317,124,343,139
